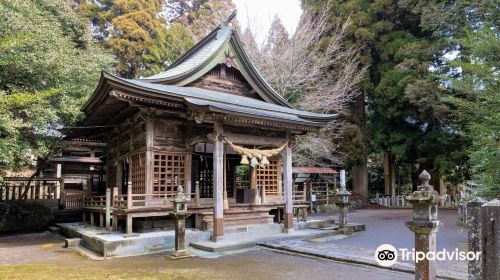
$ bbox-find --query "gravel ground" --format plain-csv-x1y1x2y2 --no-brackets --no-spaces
0,231,413,280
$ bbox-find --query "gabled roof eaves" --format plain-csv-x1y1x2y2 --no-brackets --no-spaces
138,24,295,109
141,27,231,82
95,72,335,126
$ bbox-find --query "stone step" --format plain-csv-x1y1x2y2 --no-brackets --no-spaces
64,238,81,248
198,208,273,216
203,215,274,230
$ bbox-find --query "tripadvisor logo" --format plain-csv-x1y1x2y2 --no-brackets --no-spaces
375,244,398,267
374,244,481,267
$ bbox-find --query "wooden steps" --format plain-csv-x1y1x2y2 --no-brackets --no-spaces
199,206,274,230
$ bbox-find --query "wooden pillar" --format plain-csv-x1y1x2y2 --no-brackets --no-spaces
127,181,132,209
126,214,133,234
90,211,95,226
282,140,293,233
145,114,154,198
184,151,192,194
112,212,118,231
105,187,111,230
116,161,122,194
212,122,224,241
223,151,229,210
250,165,257,204
99,213,104,228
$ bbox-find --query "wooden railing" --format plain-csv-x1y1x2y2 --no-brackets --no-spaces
292,190,307,202
83,195,106,208
65,191,84,209
1,178,61,201
113,191,199,210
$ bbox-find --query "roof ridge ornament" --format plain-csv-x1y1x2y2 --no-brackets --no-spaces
222,10,237,27
217,10,237,39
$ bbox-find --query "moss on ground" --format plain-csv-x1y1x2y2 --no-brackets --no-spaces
0,264,216,280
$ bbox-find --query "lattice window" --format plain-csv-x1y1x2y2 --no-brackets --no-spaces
131,153,145,194
153,152,185,196
198,168,213,198
257,160,280,196
225,161,235,198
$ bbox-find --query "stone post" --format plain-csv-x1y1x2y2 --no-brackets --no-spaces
467,197,486,280
169,186,194,259
405,170,443,280
335,169,351,228
481,199,499,280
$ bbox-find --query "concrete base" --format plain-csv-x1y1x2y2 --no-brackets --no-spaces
64,238,81,248
190,219,366,253
57,222,210,258
169,250,196,259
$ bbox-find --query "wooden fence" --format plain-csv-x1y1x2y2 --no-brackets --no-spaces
1,178,61,202
65,191,84,209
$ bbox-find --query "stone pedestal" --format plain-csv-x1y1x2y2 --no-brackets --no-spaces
405,170,443,280
169,186,195,259
335,199,349,228
466,198,486,280
169,212,193,259
405,220,440,280
481,199,499,280
335,170,350,229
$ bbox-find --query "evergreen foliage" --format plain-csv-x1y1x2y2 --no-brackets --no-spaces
77,0,194,78
447,26,499,199
0,0,114,176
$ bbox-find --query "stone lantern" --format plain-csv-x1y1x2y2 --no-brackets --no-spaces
173,186,189,214
168,186,194,259
335,169,351,228
405,170,443,280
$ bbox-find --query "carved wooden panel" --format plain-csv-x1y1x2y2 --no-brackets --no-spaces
257,160,280,196
131,121,146,150
131,153,145,194
187,64,263,100
154,121,187,150
153,152,185,196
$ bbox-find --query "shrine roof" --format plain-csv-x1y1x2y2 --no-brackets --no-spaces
89,72,336,127
138,11,292,107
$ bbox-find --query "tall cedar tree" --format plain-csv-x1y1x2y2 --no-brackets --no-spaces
77,0,193,78
0,0,114,182
167,0,236,41
303,0,485,193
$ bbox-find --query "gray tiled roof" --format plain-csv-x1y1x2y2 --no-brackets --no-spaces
141,26,231,81
115,75,335,125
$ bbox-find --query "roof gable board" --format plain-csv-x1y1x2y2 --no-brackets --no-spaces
140,23,292,107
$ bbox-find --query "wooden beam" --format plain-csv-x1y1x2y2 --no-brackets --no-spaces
208,132,286,147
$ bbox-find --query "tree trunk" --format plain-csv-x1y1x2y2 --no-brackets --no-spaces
350,92,368,199
383,152,391,195
352,161,368,198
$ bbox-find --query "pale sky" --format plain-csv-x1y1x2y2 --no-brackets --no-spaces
232,0,303,43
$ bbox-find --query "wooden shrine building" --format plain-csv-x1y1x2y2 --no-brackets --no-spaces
70,13,335,240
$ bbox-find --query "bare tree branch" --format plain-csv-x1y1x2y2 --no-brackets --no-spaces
241,6,367,166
